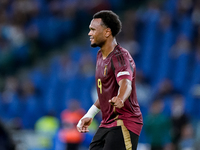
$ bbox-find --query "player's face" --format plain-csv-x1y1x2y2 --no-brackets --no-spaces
88,18,107,47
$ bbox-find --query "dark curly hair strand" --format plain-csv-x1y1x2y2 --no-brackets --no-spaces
93,10,122,37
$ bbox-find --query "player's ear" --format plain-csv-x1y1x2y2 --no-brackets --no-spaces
105,28,111,38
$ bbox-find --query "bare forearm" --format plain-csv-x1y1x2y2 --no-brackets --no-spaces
94,99,101,109
117,79,132,103
109,79,132,108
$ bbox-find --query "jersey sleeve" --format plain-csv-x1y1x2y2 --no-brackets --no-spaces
111,51,134,83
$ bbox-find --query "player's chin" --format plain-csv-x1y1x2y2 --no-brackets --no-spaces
91,43,98,47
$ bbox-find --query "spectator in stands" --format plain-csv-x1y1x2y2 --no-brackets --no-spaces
118,9,140,59
170,34,192,59
135,70,152,116
35,111,59,150
59,99,85,150
170,94,189,150
144,97,172,150
153,78,177,99
0,119,16,150
194,25,200,62
176,0,193,17
178,123,195,150
1,76,20,121
192,1,200,26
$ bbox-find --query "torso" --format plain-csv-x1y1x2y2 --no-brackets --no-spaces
95,45,143,135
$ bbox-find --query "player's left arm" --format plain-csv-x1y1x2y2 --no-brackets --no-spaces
109,78,132,108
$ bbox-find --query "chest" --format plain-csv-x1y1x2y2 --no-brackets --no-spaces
95,56,116,83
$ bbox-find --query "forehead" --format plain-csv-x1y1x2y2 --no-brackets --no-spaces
89,18,103,28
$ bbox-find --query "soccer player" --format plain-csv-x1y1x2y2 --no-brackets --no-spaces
77,10,143,150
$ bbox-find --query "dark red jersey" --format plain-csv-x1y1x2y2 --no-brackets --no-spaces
95,44,143,135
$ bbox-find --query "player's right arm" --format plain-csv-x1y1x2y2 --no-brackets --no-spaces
77,99,100,133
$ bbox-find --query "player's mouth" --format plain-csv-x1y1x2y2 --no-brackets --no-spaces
90,36,94,40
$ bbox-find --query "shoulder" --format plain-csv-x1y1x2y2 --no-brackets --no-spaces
112,45,131,58
111,45,132,63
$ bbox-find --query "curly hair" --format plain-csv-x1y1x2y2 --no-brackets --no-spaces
93,10,122,37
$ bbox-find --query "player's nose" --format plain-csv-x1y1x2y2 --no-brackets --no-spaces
88,30,92,36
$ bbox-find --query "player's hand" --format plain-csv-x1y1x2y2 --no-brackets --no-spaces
109,96,124,108
77,117,93,133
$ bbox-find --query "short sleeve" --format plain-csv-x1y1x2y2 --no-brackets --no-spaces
111,51,133,83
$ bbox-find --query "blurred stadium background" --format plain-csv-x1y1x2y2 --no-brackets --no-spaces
0,0,200,150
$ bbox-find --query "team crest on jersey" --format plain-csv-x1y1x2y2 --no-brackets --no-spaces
104,65,107,76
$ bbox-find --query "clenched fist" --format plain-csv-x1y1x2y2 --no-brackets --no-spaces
108,97,124,108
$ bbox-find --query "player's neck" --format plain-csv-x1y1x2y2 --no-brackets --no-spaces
101,38,117,60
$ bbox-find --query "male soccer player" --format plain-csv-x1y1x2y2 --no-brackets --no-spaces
77,10,143,150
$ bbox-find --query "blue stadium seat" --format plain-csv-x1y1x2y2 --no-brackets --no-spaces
163,0,178,15
173,53,192,92
79,76,96,110
152,28,175,86
179,16,194,40
190,61,200,86
22,96,42,129
140,10,160,79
